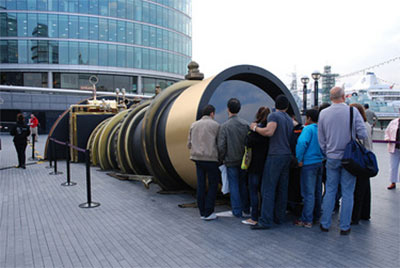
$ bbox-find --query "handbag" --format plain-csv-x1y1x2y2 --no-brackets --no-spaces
241,146,252,170
341,107,379,177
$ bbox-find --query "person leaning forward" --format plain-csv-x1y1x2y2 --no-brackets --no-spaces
217,98,250,218
318,87,367,235
187,105,220,221
250,95,294,230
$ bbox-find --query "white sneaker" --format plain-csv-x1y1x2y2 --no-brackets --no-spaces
204,213,217,221
241,219,257,226
200,216,205,220
215,211,233,217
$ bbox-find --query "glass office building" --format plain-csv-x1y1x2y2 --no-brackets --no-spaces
0,0,192,94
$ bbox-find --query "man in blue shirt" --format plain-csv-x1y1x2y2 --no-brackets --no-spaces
250,95,294,229
294,109,324,228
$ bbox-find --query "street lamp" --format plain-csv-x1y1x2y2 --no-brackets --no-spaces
312,70,321,107
301,76,309,114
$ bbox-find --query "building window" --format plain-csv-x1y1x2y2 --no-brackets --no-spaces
117,45,126,68
89,17,99,40
98,43,107,66
79,16,89,40
89,43,98,66
108,44,116,67
48,14,58,38
79,42,88,65
58,41,68,64
142,77,156,94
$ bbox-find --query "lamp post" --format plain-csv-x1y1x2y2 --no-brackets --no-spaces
301,76,309,114
312,70,321,107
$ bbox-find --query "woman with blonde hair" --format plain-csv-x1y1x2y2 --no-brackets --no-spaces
349,103,373,224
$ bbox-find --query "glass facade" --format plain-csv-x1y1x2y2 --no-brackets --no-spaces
0,0,192,91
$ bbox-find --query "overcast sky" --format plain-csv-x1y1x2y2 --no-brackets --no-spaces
191,0,400,88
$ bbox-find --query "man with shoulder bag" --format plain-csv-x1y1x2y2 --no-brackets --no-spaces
318,87,367,235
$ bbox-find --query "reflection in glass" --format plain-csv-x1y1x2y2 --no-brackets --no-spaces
99,18,107,41
89,0,99,15
208,80,275,124
17,13,28,37
134,24,142,45
117,45,126,67
134,0,142,21
28,40,37,63
18,40,28,64
48,14,58,38
27,13,37,37
68,0,79,13
89,43,98,66
149,27,156,48
98,43,107,66
37,40,49,63
108,20,117,42
27,0,36,10
49,41,58,64
126,22,134,44
142,1,149,23
79,42,88,65
134,47,141,68
79,16,89,40
89,17,99,40
36,14,48,37
69,42,78,64
79,0,89,14
117,21,126,42
17,0,27,10
127,46,134,68
126,0,134,20
59,15,68,38
99,0,108,16
69,16,79,39
142,48,149,70
8,40,18,63
109,0,117,17
142,25,149,47
117,0,126,18
58,41,68,64
48,0,58,11
108,44,116,67
37,0,47,10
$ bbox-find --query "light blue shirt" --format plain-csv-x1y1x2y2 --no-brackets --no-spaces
296,124,324,165
318,103,367,159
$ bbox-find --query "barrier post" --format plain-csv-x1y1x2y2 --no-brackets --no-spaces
49,139,63,175
61,141,77,186
46,140,53,168
79,149,100,208
29,134,36,160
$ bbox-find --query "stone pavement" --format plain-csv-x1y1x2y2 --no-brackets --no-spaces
0,134,399,268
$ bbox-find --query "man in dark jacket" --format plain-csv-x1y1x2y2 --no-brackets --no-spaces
217,98,250,218
10,113,30,169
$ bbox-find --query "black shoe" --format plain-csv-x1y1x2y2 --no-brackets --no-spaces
250,224,270,230
351,221,359,225
340,228,351,235
320,224,329,232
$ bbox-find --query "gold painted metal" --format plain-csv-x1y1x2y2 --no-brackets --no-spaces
98,109,130,170
124,106,148,173
165,77,215,189
141,80,200,187
87,118,110,166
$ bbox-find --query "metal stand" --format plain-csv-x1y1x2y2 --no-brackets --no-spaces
29,134,36,160
49,140,63,175
61,142,76,186
79,150,100,208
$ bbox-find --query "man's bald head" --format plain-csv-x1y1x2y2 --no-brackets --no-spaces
330,87,345,103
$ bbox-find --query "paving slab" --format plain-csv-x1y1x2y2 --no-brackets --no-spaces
0,133,399,268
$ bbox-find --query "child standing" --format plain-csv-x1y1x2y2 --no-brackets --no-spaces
294,109,324,228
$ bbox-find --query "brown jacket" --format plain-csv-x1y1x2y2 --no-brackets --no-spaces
187,115,220,162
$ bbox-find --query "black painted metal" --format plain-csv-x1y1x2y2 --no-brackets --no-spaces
61,141,77,186
314,80,319,107
49,139,63,175
303,83,307,115
79,150,100,208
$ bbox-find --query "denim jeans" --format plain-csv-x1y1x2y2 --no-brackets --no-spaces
321,158,356,231
248,172,261,221
300,162,323,223
258,154,292,227
227,166,249,217
195,161,220,217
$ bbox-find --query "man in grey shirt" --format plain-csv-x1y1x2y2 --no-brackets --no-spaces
218,98,250,218
364,103,378,135
318,87,367,235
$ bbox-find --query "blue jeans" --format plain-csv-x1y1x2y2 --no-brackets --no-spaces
195,161,220,217
259,154,292,227
321,158,356,231
300,162,323,223
248,173,261,221
227,166,249,217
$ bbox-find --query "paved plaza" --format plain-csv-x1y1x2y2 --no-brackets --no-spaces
0,133,399,268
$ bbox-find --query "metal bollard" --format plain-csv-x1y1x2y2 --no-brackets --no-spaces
49,140,63,175
29,134,36,160
61,142,76,186
79,149,100,208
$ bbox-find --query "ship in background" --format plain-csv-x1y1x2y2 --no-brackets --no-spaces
345,72,400,128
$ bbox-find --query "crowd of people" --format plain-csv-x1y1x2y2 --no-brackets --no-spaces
187,86,399,235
